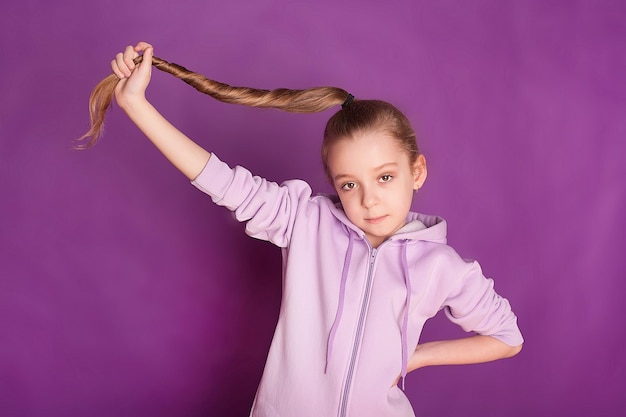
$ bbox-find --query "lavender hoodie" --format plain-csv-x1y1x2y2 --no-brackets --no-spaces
192,154,523,417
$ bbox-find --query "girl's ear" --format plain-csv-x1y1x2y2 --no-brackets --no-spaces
412,154,428,190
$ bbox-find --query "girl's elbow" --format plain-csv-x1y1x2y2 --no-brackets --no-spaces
507,343,523,358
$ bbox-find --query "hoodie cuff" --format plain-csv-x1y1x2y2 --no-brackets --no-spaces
190,153,235,203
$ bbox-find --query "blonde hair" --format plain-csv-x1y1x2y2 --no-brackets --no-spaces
76,54,350,148
78,55,419,173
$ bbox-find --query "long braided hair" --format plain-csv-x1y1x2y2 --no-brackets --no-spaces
78,54,419,179
77,55,351,149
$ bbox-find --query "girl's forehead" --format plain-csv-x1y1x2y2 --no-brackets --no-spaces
328,132,406,158
326,133,411,174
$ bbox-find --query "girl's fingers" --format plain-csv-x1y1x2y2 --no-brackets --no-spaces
122,45,137,72
110,42,153,79
112,51,131,78
111,56,126,79
113,50,132,78
134,41,153,52
137,46,153,77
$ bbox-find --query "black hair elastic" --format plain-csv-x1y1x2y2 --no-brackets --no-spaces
341,93,355,109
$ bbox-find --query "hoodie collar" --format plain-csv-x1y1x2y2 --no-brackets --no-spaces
322,194,448,245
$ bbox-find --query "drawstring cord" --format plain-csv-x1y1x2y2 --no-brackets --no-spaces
400,241,411,390
325,233,354,372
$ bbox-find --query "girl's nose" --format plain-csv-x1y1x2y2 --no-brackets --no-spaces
361,186,378,208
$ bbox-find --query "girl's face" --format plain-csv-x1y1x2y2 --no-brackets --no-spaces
326,132,427,248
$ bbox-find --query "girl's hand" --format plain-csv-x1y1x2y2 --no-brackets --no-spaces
111,42,154,109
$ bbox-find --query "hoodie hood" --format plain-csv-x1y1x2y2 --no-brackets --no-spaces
324,194,448,245
394,212,448,244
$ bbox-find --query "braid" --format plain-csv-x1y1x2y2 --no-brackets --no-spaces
76,55,350,149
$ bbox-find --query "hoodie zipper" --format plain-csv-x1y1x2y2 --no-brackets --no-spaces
338,246,378,417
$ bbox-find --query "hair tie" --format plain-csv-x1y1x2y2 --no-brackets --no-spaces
341,94,355,109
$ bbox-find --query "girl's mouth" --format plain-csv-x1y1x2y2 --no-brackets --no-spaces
365,215,387,224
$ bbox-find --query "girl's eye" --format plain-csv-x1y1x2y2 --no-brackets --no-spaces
341,182,357,191
379,175,393,183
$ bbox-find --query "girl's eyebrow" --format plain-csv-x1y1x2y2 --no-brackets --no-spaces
373,162,399,171
333,173,353,182
333,162,399,182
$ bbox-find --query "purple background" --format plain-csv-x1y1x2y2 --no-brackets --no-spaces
1,1,624,416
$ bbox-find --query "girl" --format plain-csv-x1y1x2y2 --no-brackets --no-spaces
82,42,523,417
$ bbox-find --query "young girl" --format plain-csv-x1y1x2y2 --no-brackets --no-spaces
83,42,523,417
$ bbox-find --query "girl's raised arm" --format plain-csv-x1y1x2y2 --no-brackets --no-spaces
112,42,211,180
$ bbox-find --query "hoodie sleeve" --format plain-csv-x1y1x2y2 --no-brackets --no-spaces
191,154,313,248
442,260,524,347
